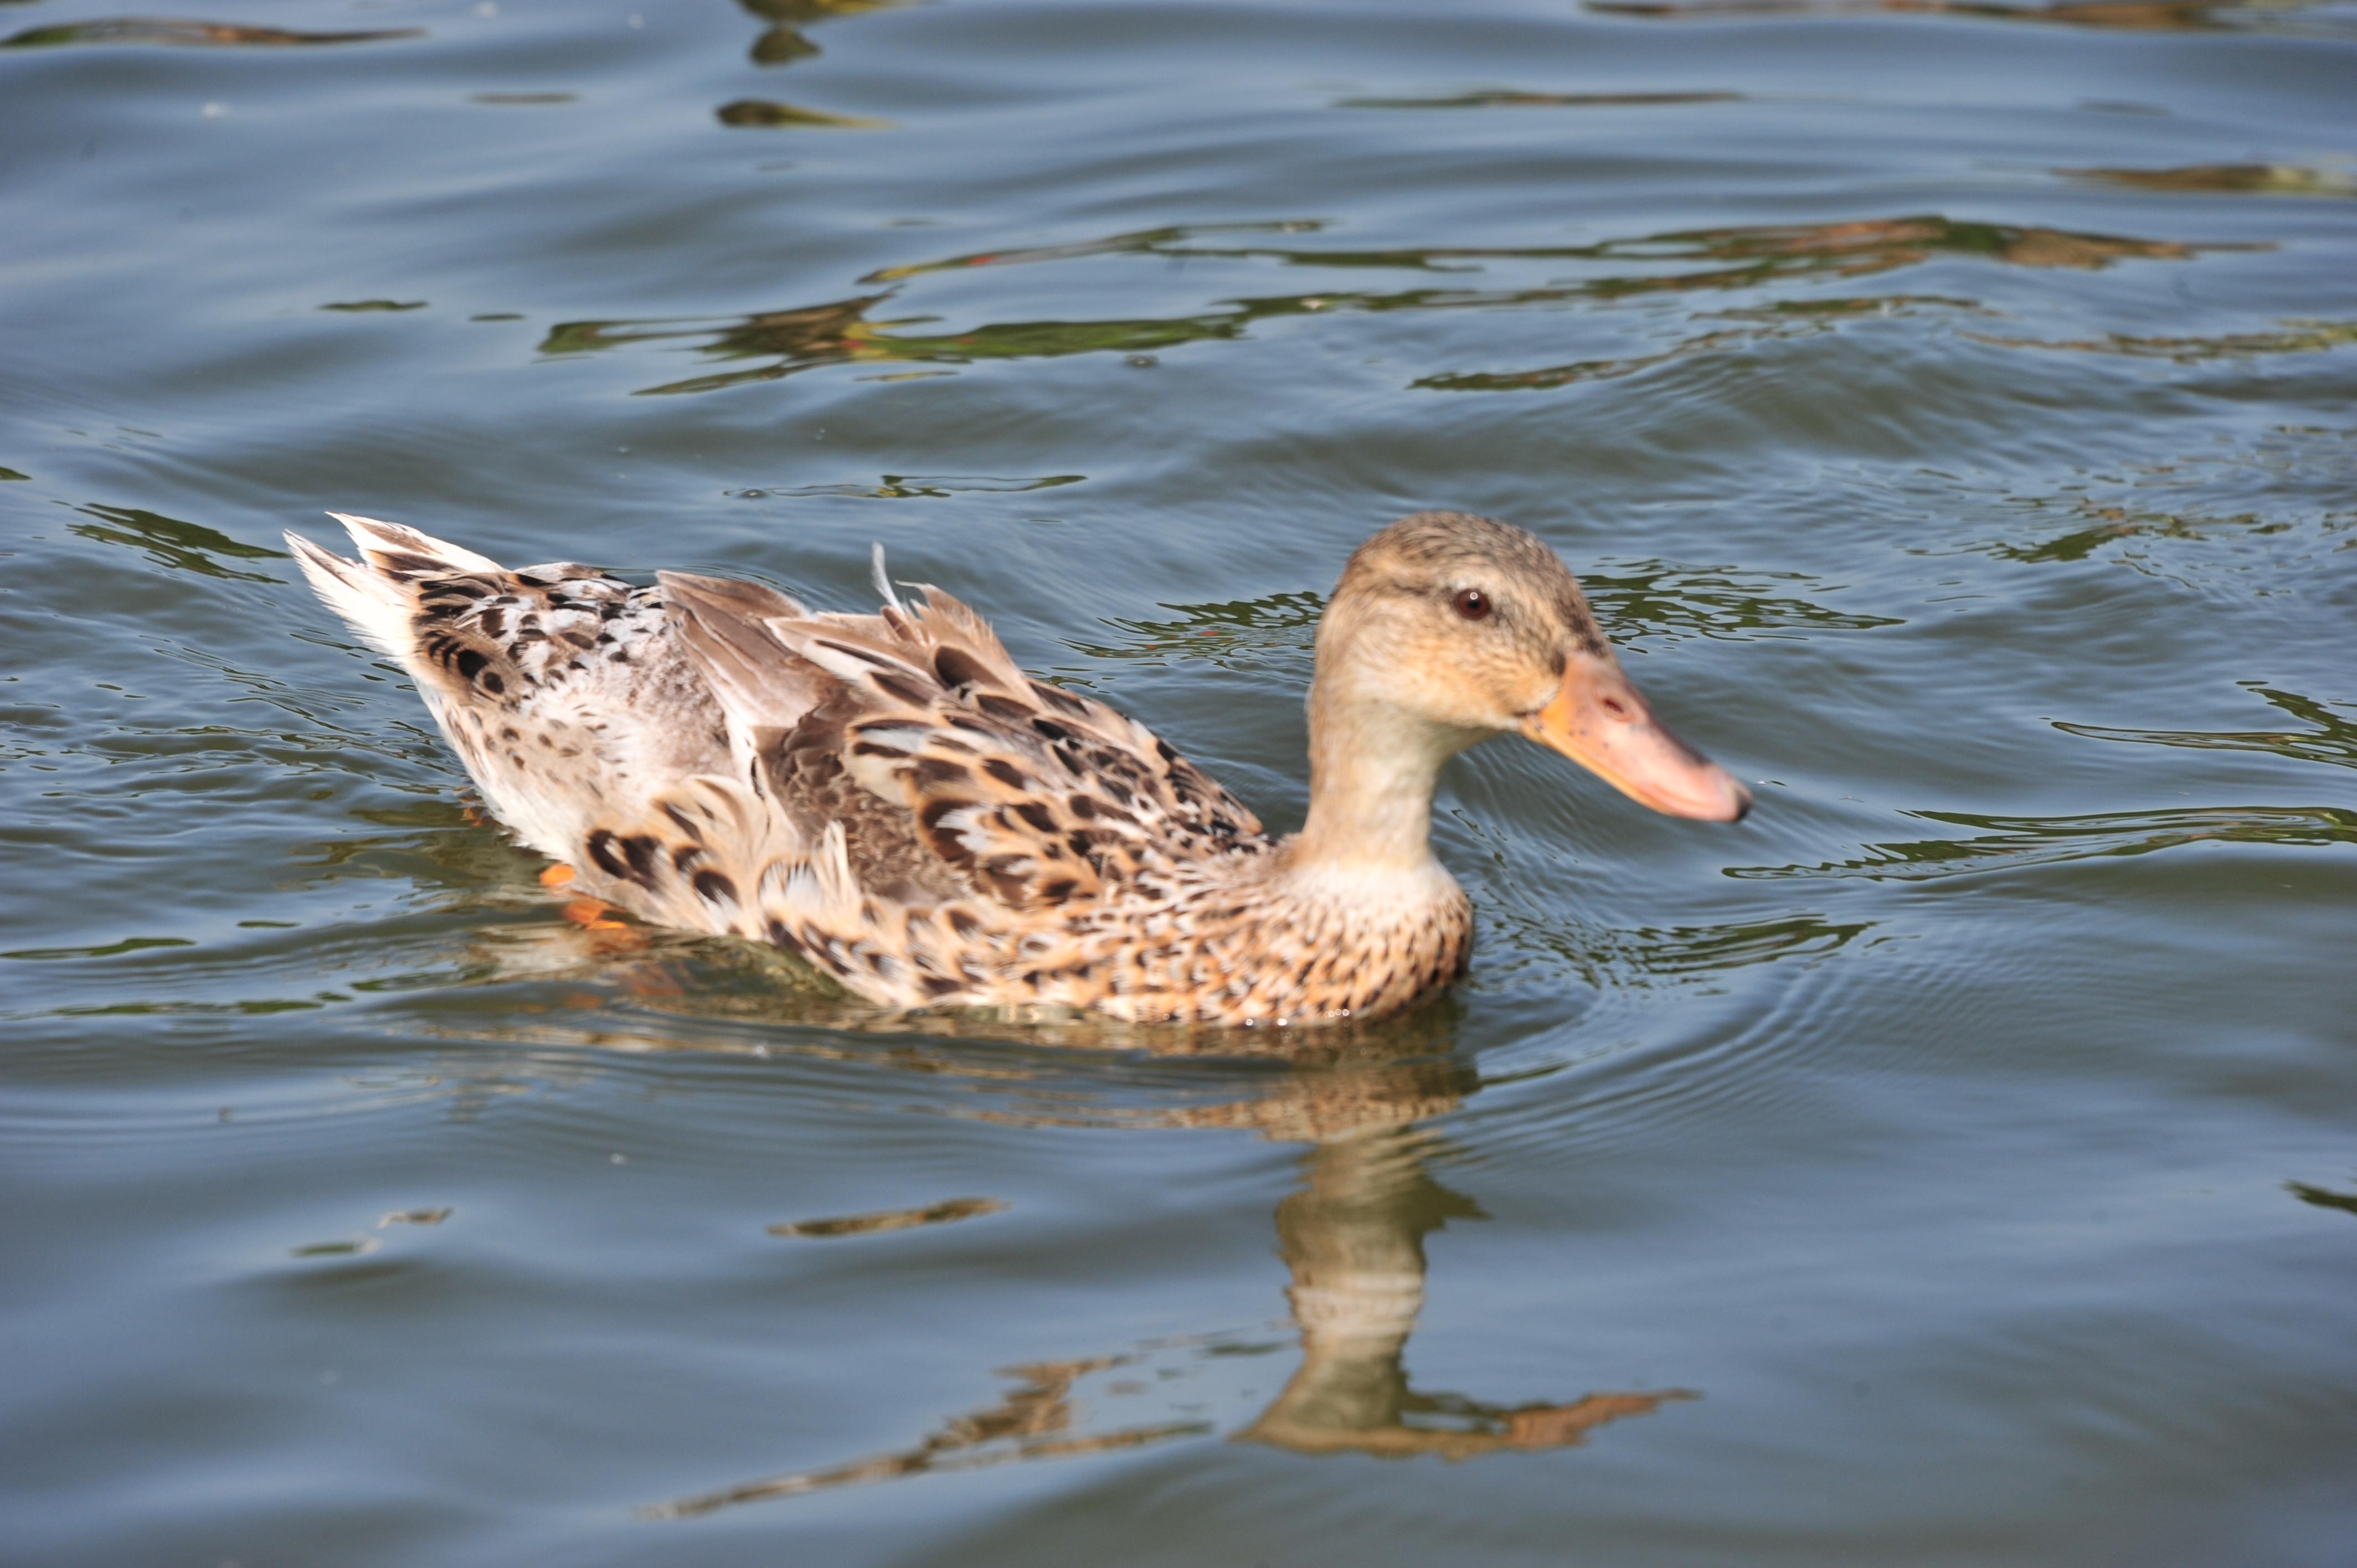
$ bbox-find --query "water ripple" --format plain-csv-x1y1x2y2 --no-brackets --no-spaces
1731,805,2357,883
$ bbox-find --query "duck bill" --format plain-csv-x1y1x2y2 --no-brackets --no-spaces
1519,658,1752,823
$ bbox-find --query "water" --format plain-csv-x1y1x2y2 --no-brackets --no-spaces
4,0,2355,1560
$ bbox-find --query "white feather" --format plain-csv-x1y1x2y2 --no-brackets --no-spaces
870,542,906,614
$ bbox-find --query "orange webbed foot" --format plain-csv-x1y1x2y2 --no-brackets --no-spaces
560,896,629,932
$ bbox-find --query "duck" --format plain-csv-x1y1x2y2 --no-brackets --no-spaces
289,509,1748,1027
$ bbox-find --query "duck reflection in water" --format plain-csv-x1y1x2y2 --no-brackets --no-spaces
1241,1121,1692,1461
643,1029,1692,1518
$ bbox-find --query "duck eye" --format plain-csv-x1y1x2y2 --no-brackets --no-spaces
1452,588,1491,621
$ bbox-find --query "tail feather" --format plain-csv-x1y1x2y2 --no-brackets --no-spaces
327,510,503,577
289,512,514,658
286,528,410,657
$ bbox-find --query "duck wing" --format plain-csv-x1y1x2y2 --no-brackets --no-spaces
293,514,1272,1007
660,569,1268,921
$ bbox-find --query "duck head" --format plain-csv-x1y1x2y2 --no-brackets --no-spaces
1291,510,1748,874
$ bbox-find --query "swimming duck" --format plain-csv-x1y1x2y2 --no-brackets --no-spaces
290,509,1747,1026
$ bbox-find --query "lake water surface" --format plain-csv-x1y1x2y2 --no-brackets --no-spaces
4,0,2355,1562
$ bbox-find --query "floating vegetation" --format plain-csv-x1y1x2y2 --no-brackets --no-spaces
320,300,428,313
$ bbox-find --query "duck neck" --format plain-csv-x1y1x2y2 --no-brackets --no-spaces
1288,687,1469,880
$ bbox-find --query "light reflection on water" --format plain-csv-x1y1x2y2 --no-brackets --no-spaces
537,214,2233,396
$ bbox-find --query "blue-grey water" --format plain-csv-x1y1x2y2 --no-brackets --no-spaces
4,0,2355,1562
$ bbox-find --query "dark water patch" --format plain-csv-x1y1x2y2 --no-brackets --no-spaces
0,17,424,49
2287,1181,2357,1217
1418,329,1754,392
1584,562,1907,645
1338,89,1743,110
735,0,915,67
543,292,1246,396
1419,297,1986,390
2062,163,2357,198
769,1195,1008,1237
320,300,428,313
1068,590,1326,670
1067,561,1896,670
2057,685,2357,772
1974,503,2249,564
745,472,1085,498
1497,907,1878,989
715,97,893,129
1732,805,2357,883
58,995,342,1017
1965,319,2357,362
1932,480,2356,592
644,1352,1213,1518
860,221,1329,283
871,214,2216,285
1713,292,1982,319
545,214,2231,399
2,935,195,961
68,504,285,581
1584,0,2352,32
291,1236,382,1258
